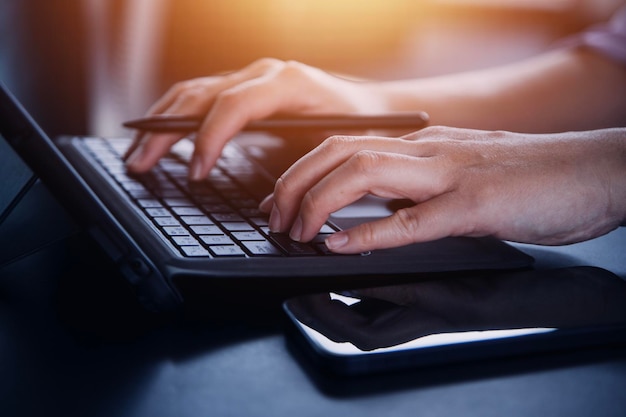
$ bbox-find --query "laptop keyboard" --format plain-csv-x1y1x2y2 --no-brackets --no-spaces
82,137,338,258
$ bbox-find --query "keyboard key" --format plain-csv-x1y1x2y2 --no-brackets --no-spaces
127,189,154,199
157,189,186,198
162,226,190,236
202,203,232,212
172,236,201,246
180,245,211,257
312,234,332,244
213,213,244,222
239,208,263,218
270,234,318,256
209,245,246,257
221,222,254,232
241,241,283,256
232,231,265,241
190,225,222,234
195,195,223,204
145,208,170,217
180,216,214,225
137,199,163,208
230,198,258,208
248,217,269,227
164,198,194,207
172,207,204,216
200,235,236,245
154,217,181,227
315,243,334,255
218,190,250,200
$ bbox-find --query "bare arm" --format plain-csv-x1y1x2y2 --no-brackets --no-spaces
369,49,626,133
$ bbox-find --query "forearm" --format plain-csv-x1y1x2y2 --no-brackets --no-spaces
368,49,626,133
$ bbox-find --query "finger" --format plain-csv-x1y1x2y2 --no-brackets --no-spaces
125,132,188,173
147,58,285,116
123,79,200,161
188,70,313,180
124,88,217,170
258,193,274,213
188,80,284,179
125,90,215,172
125,59,287,171
123,130,147,161
401,125,486,142
292,151,449,242
325,193,478,253
271,136,425,233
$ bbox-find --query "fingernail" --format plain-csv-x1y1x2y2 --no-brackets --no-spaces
326,232,349,251
190,155,204,181
289,216,303,242
269,204,281,232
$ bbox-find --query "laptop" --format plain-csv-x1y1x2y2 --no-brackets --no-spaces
0,82,533,312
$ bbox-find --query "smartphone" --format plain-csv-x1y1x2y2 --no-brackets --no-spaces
283,267,626,375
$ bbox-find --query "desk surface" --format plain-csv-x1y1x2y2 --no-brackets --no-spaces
1,217,625,416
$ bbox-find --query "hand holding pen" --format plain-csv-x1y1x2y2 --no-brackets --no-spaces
123,59,428,180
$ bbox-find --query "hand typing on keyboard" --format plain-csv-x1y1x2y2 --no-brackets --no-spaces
259,127,626,254
124,58,381,180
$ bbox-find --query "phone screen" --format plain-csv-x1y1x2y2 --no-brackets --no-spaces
283,267,626,375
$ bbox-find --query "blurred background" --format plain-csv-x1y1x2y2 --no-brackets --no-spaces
0,0,622,138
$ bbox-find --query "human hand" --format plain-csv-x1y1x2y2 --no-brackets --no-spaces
124,58,384,180
260,126,626,253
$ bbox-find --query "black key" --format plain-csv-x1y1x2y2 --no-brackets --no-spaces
270,234,318,256
248,217,269,227
164,198,194,207
127,189,155,199
202,203,232,212
213,213,244,222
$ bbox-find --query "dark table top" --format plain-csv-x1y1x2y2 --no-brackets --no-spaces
1,186,625,417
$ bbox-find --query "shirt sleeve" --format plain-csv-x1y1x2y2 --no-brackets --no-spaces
565,5,626,66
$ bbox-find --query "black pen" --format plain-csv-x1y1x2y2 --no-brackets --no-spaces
123,112,429,132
